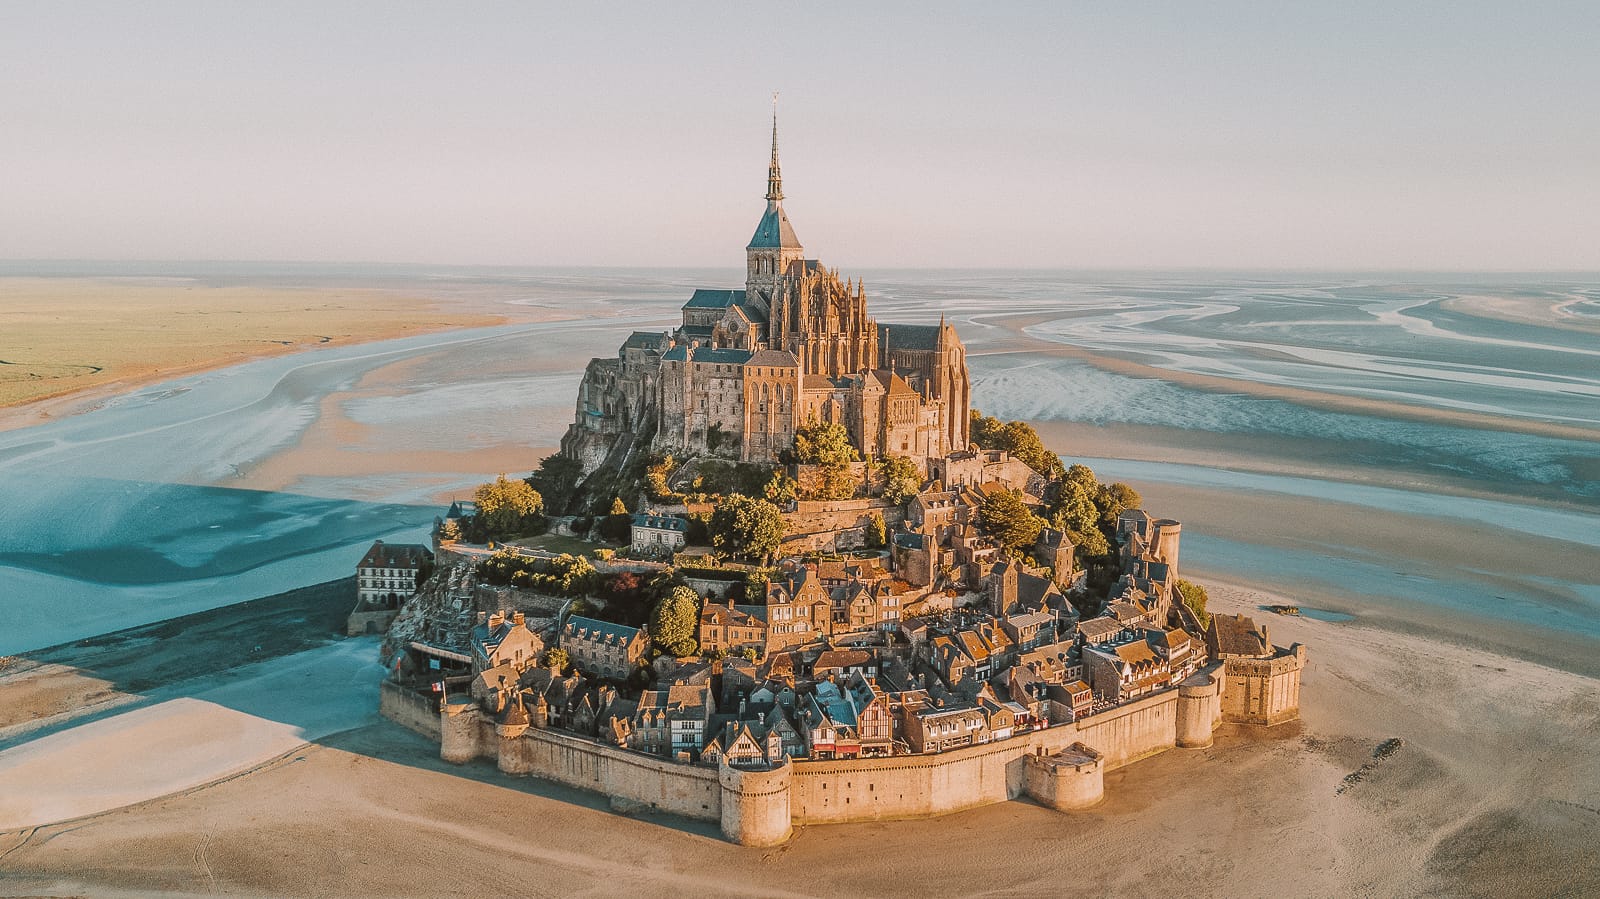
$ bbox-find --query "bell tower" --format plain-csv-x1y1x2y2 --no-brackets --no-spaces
746,95,805,312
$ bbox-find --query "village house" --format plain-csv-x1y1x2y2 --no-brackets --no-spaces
632,681,717,759
470,610,545,675
630,513,689,557
900,694,990,754
699,599,768,655
765,566,832,651
1084,635,1172,703
562,615,650,681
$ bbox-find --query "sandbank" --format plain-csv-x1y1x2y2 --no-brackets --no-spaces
0,277,511,432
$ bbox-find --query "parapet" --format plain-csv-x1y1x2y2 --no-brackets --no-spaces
719,758,794,847
1023,743,1105,811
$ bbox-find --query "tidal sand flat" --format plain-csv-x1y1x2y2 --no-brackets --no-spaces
0,274,511,429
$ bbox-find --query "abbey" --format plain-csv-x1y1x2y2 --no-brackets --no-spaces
561,116,971,473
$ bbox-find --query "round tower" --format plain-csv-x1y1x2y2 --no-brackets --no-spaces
1176,672,1221,749
440,695,482,764
718,758,793,847
1153,519,1182,568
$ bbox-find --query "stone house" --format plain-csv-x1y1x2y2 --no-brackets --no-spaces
630,513,689,557
699,599,768,655
765,567,832,651
632,681,717,759
470,610,545,675
1083,638,1171,703
562,615,650,681
902,698,990,754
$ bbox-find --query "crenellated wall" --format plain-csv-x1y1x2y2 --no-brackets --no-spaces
385,657,1298,846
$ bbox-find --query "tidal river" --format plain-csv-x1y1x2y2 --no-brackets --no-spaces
1,268,1596,674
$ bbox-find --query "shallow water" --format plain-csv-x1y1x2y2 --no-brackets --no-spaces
0,265,1596,661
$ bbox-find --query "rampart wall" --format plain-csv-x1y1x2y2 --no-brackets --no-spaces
379,679,440,739
384,659,1296,847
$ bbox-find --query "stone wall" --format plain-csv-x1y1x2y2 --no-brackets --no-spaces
379,680,440,740
497,724,724,823
779,499,905,553
384,657,1301,846
787,686,1185,825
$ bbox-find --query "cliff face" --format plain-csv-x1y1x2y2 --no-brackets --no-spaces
557,353,661,511
381,561,478,666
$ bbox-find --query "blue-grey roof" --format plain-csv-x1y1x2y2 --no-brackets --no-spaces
662,345,690,362
694,348,752,366
684,289,746,309
878,322,942,351
748,201,802,249
631,514,688,532
565,615,641,644
621,331,668,351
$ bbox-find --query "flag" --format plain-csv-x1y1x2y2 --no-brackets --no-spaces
431,681,444,693
428,658,441,670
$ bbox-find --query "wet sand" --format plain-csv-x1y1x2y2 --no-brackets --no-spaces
0,584,1593,898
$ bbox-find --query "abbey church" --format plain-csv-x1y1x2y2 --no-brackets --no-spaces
561,115,971,475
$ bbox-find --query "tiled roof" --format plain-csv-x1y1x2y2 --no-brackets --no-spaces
747,349,799,367
621,331,668,351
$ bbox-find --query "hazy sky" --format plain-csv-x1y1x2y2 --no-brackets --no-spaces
4,2,1598,269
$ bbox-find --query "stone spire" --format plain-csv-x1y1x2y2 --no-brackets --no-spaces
766,92,783,202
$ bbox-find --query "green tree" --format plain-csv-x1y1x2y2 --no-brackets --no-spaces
1051,481,1100,535
475,474,544,537
437,518,462,543
877,455,921,505
708,493,786,563
763,469,798,504
598,496,633,543
979,488,1046,556
1095,481,1142,527
863,511,887,549
969,410,1004,448
1176,578,1211,626
544,647,570,674
968,410,1063,479
529,454,584,515
792,418,859,466
645,455,682,502
650,585,701,657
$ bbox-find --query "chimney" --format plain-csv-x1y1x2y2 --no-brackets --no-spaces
513,611,525,627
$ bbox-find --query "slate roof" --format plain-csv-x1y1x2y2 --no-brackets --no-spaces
748,201,802,249
684,288,747,309
564,615,643,646
747,349,799,367
878,322,942,351
621,331,668,351
660,346,753,366
358,541,432,570
631,514,688,532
